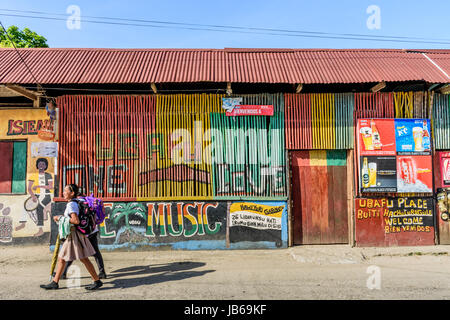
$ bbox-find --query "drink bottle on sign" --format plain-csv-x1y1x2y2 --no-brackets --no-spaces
399,157,417,185
371,120,382,150
360,123,373,151
422,120,430,152
369,162,377,187
412,127,424,152
362,157,370,188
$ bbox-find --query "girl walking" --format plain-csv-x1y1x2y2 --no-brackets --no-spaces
40,184,103,290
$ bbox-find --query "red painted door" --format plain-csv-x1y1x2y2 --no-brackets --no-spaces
291,150,349,245
0,141,13,193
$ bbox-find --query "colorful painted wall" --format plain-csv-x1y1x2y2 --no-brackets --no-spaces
0,108,57,244
56,94,287,200
1,91,447,248
51,200,288,250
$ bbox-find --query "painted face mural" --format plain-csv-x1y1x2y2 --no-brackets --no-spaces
0,108,56,244
15,158,54,237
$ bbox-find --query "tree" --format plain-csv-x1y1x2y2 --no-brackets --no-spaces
0,25,48,48
111,203,146,230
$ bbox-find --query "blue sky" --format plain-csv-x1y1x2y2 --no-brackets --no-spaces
1,0,449,49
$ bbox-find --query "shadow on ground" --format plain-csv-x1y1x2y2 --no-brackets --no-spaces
99,261,215,290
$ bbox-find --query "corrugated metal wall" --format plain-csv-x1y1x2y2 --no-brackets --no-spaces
210,93,286,198
285,93,354,149
433,93,450,150
57,93,287,200
285,92,436,150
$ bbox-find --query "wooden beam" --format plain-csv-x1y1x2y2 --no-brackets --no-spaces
295,83,303,93
370,81,386,93
0,103,34,106
4,84,43,107
0,85,22,97
150,83,157,94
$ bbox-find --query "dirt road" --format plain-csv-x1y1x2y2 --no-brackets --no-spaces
1,244,450,300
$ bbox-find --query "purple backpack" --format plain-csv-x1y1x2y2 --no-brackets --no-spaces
77,194,105,226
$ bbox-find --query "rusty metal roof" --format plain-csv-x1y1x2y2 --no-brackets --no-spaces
0,48,449,85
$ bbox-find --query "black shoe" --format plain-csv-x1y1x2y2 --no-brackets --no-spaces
40,281,59,290
98,272,107,279
85,280,103,290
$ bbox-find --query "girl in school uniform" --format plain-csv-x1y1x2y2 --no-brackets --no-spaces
40,184,103,290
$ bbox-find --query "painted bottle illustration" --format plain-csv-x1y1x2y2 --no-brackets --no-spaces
399,157,417,185
360,126,373,151
370,120,382,150
368,162,377,187
412,127,424,152
422,120,430,152
362,157,370,188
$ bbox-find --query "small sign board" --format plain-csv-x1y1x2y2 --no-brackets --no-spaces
225,105,274,116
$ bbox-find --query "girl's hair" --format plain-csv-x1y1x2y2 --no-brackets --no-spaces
66,184,80,198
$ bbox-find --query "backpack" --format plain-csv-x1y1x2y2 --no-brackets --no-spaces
71,194,105,235
83,194,106,225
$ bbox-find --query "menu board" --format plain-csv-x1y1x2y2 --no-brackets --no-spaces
357,119,433,194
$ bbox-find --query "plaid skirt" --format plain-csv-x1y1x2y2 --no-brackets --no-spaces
58,227,96,262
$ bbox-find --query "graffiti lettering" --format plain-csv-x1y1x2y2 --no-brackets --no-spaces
215,165,285,196
145,202,221,238
7,119,53,136
63,164,127,195
96,133,165,161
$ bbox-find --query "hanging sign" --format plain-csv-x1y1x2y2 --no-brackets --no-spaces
225,105,274,116
440,152,450,187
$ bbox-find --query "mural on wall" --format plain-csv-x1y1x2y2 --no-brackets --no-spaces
15,158,54,237
51,200,288,250
0,108,56,244
355,197,435,246
57,94,287,200
228,202,286,247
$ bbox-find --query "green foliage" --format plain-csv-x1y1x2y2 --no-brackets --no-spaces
0,25,48,48
112,203,146,229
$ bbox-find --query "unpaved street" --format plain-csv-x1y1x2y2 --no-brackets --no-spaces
1,244,450,300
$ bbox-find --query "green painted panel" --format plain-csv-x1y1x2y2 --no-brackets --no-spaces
326,150,347,166
11,141,27,194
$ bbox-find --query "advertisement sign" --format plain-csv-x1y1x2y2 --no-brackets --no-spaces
357,118,433,194
395,119,431,155
360,156,397,192
355,197,435,246
396,156,433,193
222,97,242,112
228,201,286,247
225,105,274,116
229,202,283,230
358,119,396,156
440,152,450,187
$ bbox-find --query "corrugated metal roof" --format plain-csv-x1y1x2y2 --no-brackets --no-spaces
0,48,449,85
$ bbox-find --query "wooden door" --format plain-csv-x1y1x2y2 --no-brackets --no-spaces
291,150,349,245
